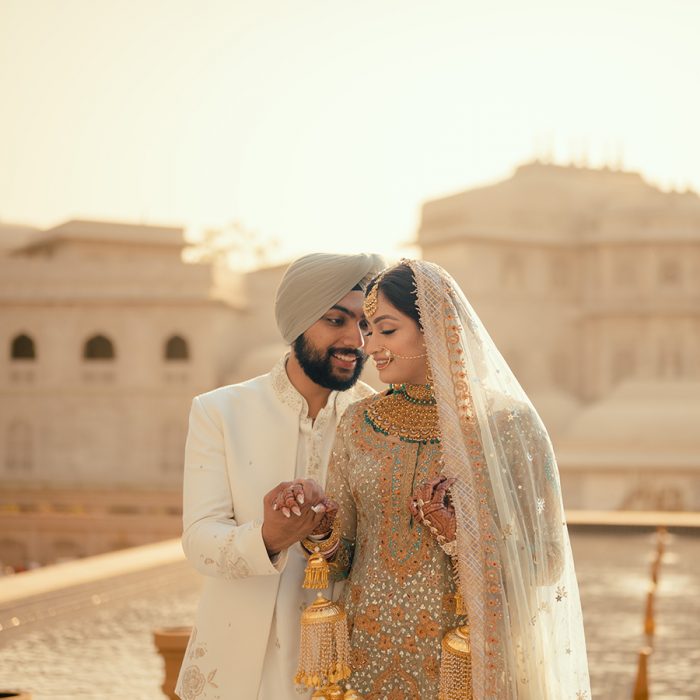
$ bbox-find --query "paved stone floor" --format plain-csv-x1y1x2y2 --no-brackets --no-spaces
0,530,698,699
572,529,700,700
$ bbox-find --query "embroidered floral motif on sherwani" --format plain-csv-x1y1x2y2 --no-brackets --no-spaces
326,395,459,699
179,627,219,700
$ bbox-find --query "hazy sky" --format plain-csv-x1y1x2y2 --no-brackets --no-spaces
1,0,699,263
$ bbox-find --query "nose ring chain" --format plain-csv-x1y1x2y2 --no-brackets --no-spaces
376,347,428,361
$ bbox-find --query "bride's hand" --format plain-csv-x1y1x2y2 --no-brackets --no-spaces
409,476,457,545
310,497,338,536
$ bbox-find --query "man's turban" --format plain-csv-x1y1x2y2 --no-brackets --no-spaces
275,252,385,344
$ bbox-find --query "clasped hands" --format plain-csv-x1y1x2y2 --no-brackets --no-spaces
261,479,338,557
262,475,457,558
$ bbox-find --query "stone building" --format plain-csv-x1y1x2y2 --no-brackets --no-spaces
417,161,700,511
2,161,699,568
0,220,245,567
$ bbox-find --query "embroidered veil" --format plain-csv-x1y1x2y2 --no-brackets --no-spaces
409,260,591,700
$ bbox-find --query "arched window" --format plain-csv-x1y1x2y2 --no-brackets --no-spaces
165,335,189,361
5,421,33,472
11,334,36,360
84,334,115,360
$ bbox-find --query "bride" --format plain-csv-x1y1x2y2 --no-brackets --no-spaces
284,260,590,699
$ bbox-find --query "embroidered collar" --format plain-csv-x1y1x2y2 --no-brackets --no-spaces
271,354,306,412
272,353,365,419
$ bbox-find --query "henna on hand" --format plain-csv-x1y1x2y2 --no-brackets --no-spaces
410,476,457,546
310,497,338,536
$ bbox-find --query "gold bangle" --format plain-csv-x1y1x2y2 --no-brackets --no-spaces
302,527,339,556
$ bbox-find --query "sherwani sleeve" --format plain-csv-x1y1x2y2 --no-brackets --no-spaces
181,395,288,579
325,412,357,581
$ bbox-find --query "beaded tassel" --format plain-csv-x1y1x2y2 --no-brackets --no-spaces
438,624,473,700
295,549,354,693
439,576,473,699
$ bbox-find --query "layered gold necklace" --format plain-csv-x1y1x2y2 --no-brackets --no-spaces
364,383,441,444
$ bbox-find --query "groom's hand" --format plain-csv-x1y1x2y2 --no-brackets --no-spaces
261,480,326,555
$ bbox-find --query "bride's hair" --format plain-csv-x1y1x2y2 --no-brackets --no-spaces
366,263,422,328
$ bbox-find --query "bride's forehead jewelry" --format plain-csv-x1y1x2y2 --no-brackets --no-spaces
363,270,387,318
363,259,415,318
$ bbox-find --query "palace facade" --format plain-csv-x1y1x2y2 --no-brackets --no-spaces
2,162,699,568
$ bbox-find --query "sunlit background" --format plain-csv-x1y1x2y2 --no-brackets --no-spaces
2,0,700,263
1,2,699,699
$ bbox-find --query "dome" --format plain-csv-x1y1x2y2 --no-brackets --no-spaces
557,380,700,469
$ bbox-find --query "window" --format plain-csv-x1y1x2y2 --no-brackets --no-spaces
5,421,33,472
165,335,189,361
10,334,36,360
84,334,115,360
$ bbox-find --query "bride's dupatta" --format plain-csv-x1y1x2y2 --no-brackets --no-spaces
410,260,590,700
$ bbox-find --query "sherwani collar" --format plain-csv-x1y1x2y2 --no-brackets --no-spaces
270,353,357,419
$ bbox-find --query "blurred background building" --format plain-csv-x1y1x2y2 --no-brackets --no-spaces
2,161,699,570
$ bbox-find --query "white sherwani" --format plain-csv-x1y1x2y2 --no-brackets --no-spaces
176,357,373,700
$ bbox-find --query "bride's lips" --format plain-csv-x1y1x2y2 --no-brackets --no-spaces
373,356,391,371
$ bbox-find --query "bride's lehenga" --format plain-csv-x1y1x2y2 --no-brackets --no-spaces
320,260,590,700
327,388,459,700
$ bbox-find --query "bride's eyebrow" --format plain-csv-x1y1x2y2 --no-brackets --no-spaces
372,314,399,323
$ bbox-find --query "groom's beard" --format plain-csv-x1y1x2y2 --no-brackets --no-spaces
292,334,366,391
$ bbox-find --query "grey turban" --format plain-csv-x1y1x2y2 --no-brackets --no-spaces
275,252,385,343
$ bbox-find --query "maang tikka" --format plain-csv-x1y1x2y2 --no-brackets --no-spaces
363,269,387,318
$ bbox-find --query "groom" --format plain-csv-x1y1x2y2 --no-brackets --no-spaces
176,252,383,700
